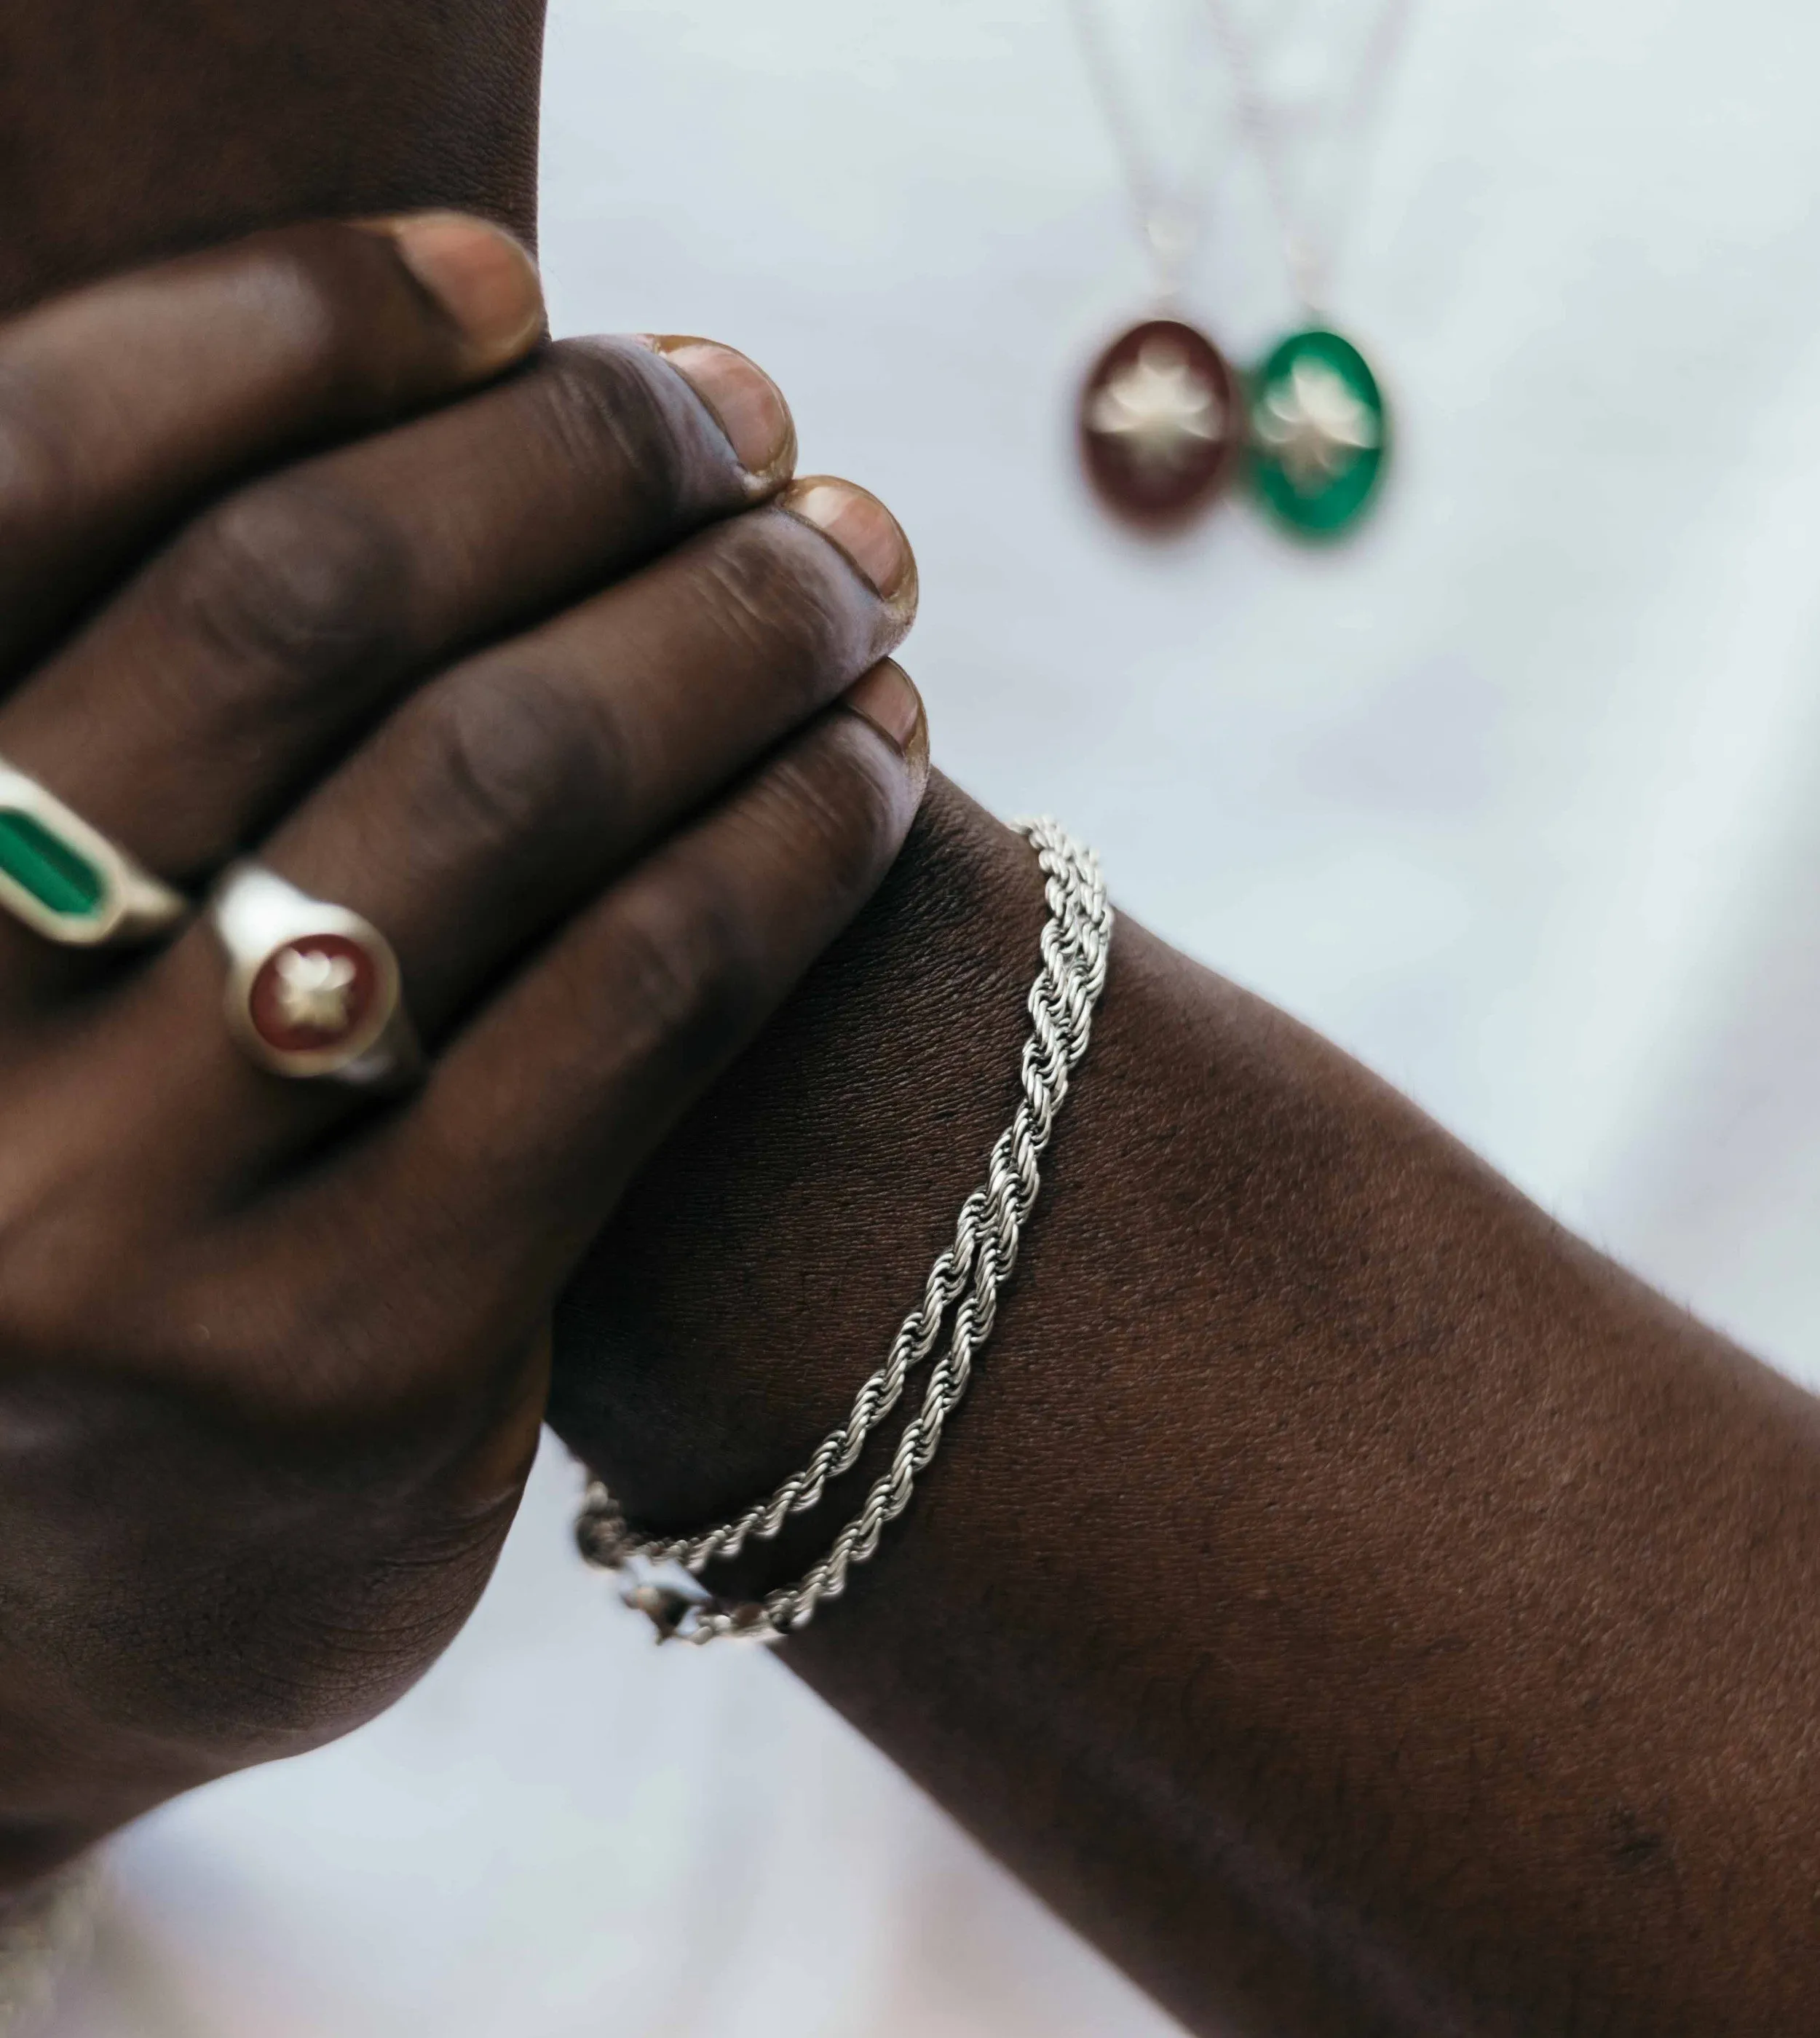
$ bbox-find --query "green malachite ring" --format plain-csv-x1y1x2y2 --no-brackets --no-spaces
0,757,188,948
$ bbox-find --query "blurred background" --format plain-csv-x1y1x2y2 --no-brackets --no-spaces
36,0,1820,2030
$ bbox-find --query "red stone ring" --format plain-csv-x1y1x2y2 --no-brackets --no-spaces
208,862,424,1088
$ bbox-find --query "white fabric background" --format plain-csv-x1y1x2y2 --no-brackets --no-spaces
36,0,1820,2029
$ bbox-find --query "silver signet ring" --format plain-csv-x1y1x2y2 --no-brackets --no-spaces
209,861,424,1089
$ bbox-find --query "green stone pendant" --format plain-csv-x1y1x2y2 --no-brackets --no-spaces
1248,328,1388,540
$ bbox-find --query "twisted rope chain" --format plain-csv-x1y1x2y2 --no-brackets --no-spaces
576,818,1112,1644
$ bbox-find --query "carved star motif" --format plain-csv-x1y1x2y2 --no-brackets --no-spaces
1254,357,1380,494
1087,340,1224,475
274,945,357,1033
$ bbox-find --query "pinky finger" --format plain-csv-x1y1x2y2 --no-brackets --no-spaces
310,660,927,1362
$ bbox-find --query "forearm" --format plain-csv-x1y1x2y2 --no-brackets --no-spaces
553,775,1820,2037
5,4,1816,2026
0,0,544,313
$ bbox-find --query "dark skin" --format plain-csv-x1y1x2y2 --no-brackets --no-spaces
0,0,547,310
6,6,1820,2036
0,0,922,1908
564,788,1820,2035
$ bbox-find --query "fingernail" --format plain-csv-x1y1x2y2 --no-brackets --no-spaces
645,336,796,491
842,659,929,778
781,478,918,622
360,212,545,368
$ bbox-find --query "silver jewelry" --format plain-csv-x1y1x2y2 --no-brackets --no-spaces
1196,0,1409,537
1067,0,1246,525
1067,0,1409,538
208,861,423,1087
1198,0,1415,323
577,818,1113,1645
1065,0,1233,309
0,756,187,948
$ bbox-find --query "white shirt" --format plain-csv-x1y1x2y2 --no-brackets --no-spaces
41,1,1820,2030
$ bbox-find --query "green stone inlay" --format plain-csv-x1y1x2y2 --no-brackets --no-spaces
0,807,108,920
1248,328,1388,540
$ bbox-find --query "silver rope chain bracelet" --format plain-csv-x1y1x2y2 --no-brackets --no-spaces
575,818,1113,1644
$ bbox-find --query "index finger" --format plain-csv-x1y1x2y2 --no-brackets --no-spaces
0,212,543,674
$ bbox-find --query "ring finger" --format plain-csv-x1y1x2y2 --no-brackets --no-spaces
91,481,918,1196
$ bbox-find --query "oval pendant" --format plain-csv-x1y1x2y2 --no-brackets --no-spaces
1248,328,1388,540
1078,318,1243,529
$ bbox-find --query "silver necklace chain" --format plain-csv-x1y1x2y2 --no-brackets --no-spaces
1065,0,1234,303
577,819,1113,1646
1199,0,1415,318
1069,0,1415,320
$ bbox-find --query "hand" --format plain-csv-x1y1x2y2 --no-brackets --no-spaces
0,214,925,1888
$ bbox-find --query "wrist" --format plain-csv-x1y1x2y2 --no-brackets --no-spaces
0,1703,181,1892
574,815,1112,1643
550,774,1038,1523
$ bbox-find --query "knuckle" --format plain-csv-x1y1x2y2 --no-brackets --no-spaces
409,657,620,864
232,224,440,401
612,879,760,1070
0,360,87,566
762,724,907,888
167,475,414,713
524,338,699,527
693,511,866,677
594,727,907,1082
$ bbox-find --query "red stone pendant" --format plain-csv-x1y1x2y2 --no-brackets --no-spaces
1078,317,1243,529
